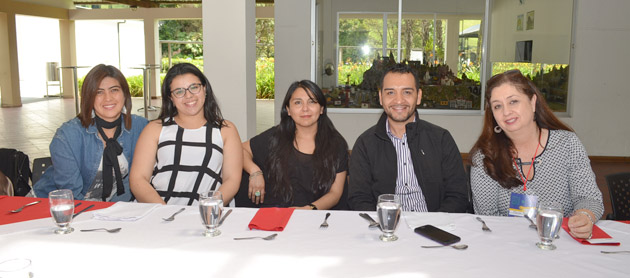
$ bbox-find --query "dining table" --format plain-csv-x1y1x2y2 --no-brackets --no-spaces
1,196,628,278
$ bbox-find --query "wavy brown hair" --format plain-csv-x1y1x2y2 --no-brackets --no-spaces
469,70,572,189
77,64,132,129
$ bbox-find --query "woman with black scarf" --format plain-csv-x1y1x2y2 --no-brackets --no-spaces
33,64,148,201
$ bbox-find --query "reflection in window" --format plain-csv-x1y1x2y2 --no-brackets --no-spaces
327,12,482,110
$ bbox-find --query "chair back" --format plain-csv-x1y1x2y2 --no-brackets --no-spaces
605,172,630,220
32,157,53,185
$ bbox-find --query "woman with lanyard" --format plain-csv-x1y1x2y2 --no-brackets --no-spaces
33,64,148,201
130,63,242,205
469,70,603,239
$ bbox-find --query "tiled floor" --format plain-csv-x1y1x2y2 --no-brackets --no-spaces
0,97,274,162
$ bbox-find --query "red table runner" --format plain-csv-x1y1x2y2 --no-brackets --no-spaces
0,196,114,225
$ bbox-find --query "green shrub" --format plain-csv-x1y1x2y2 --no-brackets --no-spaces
256,57,275,99
338,60,372,86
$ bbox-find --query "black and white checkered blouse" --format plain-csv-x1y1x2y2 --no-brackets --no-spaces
150,121,223,206
471,129,604,219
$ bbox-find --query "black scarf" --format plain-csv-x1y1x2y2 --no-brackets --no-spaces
95,115,124,201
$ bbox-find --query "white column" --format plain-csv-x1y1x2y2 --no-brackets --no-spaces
143,18,160,98
0,12,21,107
202,0,256,140
274,0,313,123
59,19,76,99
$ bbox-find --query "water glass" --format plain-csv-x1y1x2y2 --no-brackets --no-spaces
376,194,401,242
535,201,563,250
48,189,75,234
0,258,33,278
199,190,223,237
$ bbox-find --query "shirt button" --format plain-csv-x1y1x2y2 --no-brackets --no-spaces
402,143,405,145
403,163,407,166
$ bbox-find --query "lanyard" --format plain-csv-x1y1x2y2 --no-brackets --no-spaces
513,130,542,191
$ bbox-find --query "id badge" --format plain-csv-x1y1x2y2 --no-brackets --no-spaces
508,192,538,217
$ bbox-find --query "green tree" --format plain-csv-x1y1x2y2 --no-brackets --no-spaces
256,19,275,58
159,20,203,59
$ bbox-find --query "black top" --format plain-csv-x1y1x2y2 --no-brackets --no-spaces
348,112,468,212
242,126,348,208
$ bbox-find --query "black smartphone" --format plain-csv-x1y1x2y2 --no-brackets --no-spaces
414,225,461,245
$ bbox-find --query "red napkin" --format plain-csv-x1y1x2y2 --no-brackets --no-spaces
0,196,114,225
248,207,295,231
561,218,621,246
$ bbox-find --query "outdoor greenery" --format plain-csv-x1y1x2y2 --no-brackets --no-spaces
256,58,275,99
159,20,203,59
337,17,447,84
154,18,275,99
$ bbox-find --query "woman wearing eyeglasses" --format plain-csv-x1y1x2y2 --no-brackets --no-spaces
130,63,243,205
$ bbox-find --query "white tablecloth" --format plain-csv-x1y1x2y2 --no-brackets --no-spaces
0,203,628,278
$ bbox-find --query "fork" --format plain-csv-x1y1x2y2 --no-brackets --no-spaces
233,233,278,240
80,228,122,233
319,212,331,228
10,200,41,213
476,217,492,232
162,208,185,221
359,213,381,229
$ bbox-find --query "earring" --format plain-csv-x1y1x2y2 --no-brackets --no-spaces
122,106,127,114
91,109,96,118
494,125,502,133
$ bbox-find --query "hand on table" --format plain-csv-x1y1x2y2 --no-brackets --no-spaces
568,210,595,239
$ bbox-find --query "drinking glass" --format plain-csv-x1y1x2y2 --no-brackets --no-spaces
376,194,401,242
535,201,563,250
199,190,223,237
48,189,75,234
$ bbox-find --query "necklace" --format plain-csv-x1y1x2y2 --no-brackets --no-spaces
513,128,542,191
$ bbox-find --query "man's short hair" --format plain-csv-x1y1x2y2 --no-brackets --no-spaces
379,63,420,91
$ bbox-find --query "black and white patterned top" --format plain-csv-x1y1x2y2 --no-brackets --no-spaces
150,121,223,206
471,129,604,219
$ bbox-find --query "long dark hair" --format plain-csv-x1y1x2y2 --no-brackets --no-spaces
470,70,572,189
265,80,348,204
159,63,225,128
78,64,132,129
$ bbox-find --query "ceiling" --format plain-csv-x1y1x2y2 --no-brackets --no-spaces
12,0,273,9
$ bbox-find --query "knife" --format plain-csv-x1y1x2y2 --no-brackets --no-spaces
219,209,233,226
73,204,95,218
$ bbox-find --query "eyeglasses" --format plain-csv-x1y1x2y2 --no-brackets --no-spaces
171,83,203,98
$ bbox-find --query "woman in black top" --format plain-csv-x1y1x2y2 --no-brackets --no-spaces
239,80,348,209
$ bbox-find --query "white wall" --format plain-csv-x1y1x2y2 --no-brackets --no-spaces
280,0,630,156
74,20,145,78
490,0,573,64
15,15,61,97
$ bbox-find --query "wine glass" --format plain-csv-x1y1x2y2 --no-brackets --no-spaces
535,201,563,250
376,194,401,242
199,190,223,237
48,189,75,234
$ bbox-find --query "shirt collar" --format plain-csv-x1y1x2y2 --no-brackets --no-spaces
385,115,416,140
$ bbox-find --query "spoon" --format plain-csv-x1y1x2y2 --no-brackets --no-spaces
601,251,630,254
10,200,41,213
421,244,469,250
233,233,278,241
80,228,122,233
162,207,185,222
524,214,537,229
476,217,492,232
